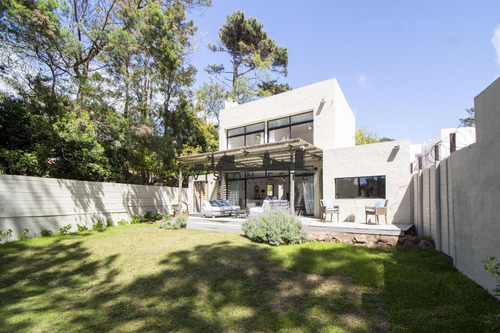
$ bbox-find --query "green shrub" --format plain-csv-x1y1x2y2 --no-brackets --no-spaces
17,228,29,241
161,214,187,230
154,213,163,221
77,224,89,232
0,229,13,243
40,229,53,237
92,220,105,232
242,210,307,246
106,219,113,227
59,224,72,235
118,219,128,226
130,217,141,224
143,211,154,221
483,256,500,330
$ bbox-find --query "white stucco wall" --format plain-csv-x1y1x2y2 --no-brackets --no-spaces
323,140,412,224
450,77,500,295
218,78,355,151
0,175,186,240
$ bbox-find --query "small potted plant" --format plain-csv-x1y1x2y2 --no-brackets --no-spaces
172,204,181,217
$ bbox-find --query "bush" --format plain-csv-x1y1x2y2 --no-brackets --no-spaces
0,229,13,243
242,210,308,246
118,219,128,226
106,219,113,227
40,229,53,237
483,256,500,330
77,224,89,232
130,217,141,224
17,228,29,241
154,213,163,221
143,211,155,221
161,214,187,230
59,224,72,235
92,220,105,232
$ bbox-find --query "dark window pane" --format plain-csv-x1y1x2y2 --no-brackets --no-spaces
291,122,314,144
245,122,264,133
227,126,245,137
245,132,264,146
268,116,290,129
228,136,245,149
268,128,290,143
335,176,386,199
291,112,313,124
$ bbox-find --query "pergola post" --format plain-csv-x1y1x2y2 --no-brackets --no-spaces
289,150,295,212
178,165,183,208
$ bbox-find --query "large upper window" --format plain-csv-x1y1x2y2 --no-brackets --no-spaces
268,111,313,144
335,176,386,199
227,122,265,149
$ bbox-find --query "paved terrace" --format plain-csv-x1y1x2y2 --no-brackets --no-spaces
186,214,413,236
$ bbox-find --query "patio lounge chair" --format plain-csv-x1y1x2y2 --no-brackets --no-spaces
320,199,339,222
365,199,388,224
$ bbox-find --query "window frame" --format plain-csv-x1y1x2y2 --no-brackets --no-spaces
334,175,386,199
227,122,265,149
267,111,314,144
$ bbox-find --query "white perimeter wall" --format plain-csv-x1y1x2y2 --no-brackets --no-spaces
323,140,412,224
0,175,187,239
412,77,500,296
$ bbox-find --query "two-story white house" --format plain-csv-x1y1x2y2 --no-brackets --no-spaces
178,78,412,223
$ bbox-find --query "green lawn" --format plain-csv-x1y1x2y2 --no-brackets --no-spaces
1,224,499,332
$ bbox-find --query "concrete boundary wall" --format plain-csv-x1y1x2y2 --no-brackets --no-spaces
412,77,500,296
0,175,187,238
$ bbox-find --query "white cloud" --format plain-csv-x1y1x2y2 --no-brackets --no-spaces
357,74,369,88
492,23,500,65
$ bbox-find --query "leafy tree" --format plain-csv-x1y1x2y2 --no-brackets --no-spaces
0,0,215,184
258,80,291,97
196,79,226,127
355,128,379,145
206,10,289,102
460,107,475,127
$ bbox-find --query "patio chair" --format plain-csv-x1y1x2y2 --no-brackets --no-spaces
365,199,388,224
320,199,339,222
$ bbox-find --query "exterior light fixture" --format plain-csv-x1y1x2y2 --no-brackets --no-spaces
256,134,261,139
394,145,400,150
308,124,313,130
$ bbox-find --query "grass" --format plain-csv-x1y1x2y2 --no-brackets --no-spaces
0,225,499,332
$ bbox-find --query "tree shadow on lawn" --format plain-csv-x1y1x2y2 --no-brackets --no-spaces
0,235,388,332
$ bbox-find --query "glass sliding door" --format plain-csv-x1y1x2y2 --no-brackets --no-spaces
227,180,246,208
294,175,315,216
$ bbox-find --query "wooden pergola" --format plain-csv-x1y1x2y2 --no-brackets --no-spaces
176,138,323,210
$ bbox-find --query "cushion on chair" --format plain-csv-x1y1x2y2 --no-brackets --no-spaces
374,200,386,207
321,199,335,210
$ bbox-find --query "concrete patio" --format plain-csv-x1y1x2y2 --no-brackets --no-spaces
186,213,413,236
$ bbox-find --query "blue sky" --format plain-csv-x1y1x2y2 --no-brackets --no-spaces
187,1,500,144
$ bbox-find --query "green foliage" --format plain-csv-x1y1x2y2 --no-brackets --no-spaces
154,213,163,221
77,224,89,232
242,210,307,246
118,219,128,226
460,107,475,127
58,224,72,235
207,10,289,102
92,220,105,232
106,220,113,227
0,229,13,243
40,229,53,237
130,217,141,225
0,0,215,185
17,228,29,241
143,211,154,221
483,256,500,330
161,214,187,230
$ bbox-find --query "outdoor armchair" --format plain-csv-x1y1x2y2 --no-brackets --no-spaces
320,199,339,222
365,199,388,224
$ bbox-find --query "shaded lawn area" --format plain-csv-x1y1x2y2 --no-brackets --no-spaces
0,225,498,332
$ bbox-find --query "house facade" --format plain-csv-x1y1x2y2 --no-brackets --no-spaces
179,78,412,223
